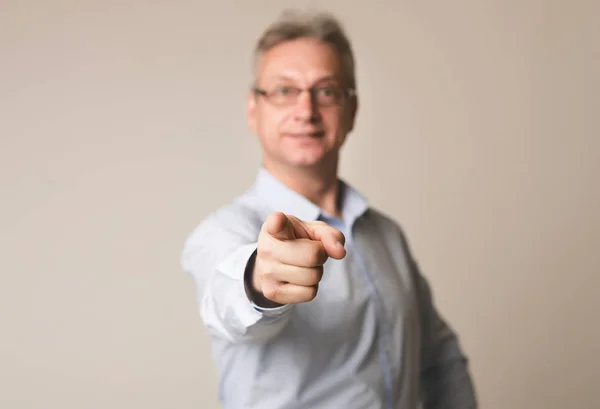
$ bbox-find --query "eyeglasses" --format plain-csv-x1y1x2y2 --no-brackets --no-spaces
253,84,356,107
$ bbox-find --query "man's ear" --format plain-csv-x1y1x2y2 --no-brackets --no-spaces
247,90,258,134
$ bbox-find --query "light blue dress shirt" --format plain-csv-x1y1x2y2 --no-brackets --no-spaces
180,168,477,409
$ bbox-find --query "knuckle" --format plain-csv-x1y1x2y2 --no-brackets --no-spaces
304,285,318,302
258,267,271,281
307,246,326,266
305,249,320,266
307,267,323,285
258,262,276,280
262,286,277,301
257,240,274,260
262,283,281,301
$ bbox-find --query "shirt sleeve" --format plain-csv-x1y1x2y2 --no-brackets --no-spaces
412,257,479,409
180,213,294,344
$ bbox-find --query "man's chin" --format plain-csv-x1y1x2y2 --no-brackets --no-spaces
287,155,333,170
290,153,325,166
267,149,337,171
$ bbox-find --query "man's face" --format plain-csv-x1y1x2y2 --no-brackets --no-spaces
247,37,357,170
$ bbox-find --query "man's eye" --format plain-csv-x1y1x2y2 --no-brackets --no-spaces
316,87,338,98
274,86,294,96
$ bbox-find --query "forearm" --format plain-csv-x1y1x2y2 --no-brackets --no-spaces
200,275,293,344
183,240,293,344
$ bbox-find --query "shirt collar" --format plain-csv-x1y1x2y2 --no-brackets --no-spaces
253,167,369,225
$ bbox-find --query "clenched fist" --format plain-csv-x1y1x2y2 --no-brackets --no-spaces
248,212,346,307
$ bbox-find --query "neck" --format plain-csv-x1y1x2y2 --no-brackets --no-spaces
263,157,342,219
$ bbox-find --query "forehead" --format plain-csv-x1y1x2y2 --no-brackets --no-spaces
256,37,344,84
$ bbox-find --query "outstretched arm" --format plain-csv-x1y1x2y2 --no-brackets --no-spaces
181,214,294,344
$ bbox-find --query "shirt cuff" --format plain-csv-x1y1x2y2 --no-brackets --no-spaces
251,301,294,316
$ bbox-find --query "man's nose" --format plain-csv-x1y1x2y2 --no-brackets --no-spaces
293,90,319,121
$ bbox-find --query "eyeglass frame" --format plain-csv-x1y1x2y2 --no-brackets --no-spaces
251,84,357,107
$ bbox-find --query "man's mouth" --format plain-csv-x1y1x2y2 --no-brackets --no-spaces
287,131,325,138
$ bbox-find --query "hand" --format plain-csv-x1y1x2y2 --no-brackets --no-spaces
251,212,346,306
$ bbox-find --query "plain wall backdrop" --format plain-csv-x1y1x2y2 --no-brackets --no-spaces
1,1,599,408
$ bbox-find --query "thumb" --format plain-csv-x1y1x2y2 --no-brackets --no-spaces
264,212,294,240
307,222,347,260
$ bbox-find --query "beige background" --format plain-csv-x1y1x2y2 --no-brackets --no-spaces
2,1,599,408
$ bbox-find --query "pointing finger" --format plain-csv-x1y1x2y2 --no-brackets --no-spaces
264,212,294,241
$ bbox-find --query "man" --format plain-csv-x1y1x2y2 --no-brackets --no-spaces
181,9,477,409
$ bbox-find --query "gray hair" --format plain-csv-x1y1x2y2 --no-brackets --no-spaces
252,9,357,90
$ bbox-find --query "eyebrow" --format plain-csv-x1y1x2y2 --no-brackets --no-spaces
268,74,341,85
